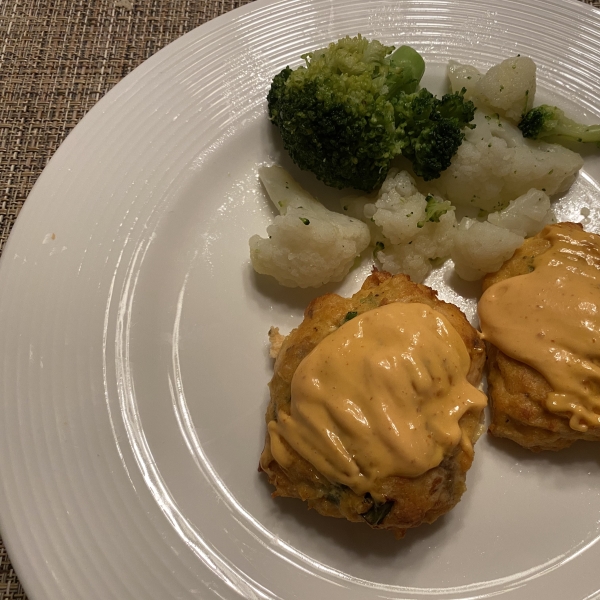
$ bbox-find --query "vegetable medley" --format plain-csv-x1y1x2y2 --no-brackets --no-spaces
250,35,598,288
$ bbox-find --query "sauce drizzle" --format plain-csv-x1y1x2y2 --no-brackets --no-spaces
267,302,486,497
479,223,600,432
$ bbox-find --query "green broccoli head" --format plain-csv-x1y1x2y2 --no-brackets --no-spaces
268,36,476,191
394,89,476,181
519,104,600,145
518,105,554,139
417,194,452,227
267,35,427,191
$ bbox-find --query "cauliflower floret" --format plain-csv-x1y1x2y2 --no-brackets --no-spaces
448,60,482,102
249,166,370,288
451,218,524,281
368,169,438,243
340,195,381,241
487,188,553,237
376,211,457,282
449,56,536,122
476,56,536,122
428,110,583,212
360,169,457,282
451,188,553,281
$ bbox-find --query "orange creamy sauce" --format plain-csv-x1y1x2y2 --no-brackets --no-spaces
268,302,486,498
478,223,600,432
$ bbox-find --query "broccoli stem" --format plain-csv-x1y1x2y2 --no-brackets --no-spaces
549,119,600,143
519,104,600,144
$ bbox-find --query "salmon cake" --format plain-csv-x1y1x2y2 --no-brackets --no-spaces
259,270,487,538
479,222,600,451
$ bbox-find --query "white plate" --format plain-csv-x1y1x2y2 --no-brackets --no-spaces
2,0,600,598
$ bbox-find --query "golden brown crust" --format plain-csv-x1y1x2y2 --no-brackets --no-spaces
260,269,486,538
482,223,600,451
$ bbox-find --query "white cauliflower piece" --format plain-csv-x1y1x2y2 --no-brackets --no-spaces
340,195,381,241
428,110,583,212
448,60,482,102
487,188,553,237
376,211,457,282
249,166,370,288
340,195,373,221
476,56,536,122
451,218,524,281
369,170,437,243
362,169,457,282
452,188,553,281
448,56,536,122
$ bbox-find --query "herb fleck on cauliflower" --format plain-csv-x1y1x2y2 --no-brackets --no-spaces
348,170,555,283
358,169,457,283
424,109,583,212
451,188,554,281
249,166,370,288
450,219,524,282
250,52,589,289
448,56,536,123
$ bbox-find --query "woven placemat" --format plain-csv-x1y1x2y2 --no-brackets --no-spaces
0,0,255,256
0,2,257,597
0,0,599,598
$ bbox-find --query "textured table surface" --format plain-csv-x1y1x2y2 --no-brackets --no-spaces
0,0,599,598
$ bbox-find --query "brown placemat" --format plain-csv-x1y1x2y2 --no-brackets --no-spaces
0,0,255,256
0,2,256,597
0,0,599,598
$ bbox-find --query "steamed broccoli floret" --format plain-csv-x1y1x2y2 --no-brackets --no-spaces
417,194,451,227
519,105,600,144
267,35,475,192
395,89,476,181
